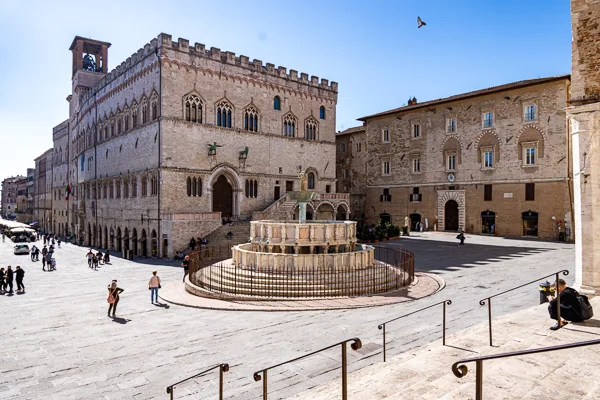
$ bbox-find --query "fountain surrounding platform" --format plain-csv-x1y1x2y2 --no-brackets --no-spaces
187,172,414,299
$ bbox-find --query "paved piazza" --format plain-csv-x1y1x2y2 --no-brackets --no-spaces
0,233,573,399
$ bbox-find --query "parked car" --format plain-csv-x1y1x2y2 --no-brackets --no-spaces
14,244,30,255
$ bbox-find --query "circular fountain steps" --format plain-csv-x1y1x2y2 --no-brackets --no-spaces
187,263,411,300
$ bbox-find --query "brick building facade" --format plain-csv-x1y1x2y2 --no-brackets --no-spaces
57,34,343,258
348,76,572,240
1,176,25,219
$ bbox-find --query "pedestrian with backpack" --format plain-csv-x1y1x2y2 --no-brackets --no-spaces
107,280,124,318
456,231,466,247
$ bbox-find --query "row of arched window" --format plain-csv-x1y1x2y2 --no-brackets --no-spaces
183,93,321,140
82,174,157,201
75,91,160,154
274,96,326,120
186,177,203,197
245,179,258,198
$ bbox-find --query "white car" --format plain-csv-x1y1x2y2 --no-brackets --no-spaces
14,244,30,255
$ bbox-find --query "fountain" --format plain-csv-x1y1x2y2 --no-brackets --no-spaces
187,171,414,299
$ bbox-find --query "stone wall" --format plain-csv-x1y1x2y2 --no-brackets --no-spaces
571,0,600,103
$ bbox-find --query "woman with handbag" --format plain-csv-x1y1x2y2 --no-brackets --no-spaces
107,280,124,318
148,271,161,304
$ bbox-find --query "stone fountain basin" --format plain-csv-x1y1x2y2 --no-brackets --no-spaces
287,191,318,202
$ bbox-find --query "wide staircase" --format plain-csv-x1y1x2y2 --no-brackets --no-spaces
288,296,600,400
201,221,250,251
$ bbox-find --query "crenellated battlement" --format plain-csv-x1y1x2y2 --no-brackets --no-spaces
158,33,338,92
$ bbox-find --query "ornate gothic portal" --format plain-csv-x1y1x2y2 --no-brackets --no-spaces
437,190,466,231
212,175,233,218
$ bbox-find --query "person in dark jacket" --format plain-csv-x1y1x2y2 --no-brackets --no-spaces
547,279,591,330
0,268,5,293
15,266,25,293
5,266,14,294
107,280,124,317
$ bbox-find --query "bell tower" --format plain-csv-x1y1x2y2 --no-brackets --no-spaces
69,36,111,77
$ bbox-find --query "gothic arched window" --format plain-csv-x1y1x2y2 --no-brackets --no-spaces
151,91,159,120
184,94,203,123
305,117,318,141
192,177,197,196
308,172,315,189
245,179,259,198
131,103,139,129
319,106,326,119
274,96,281,110
141,98,148,124
216,100,233,128
187,177,192,196
283,113,297,137
244,106,259,132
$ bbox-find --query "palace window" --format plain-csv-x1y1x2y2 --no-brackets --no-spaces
381,188,392,202
185,94,203,123
243,106,259,132
116,180,121,199
141,175,147,197
382,128,390,143
283,114,297,137
245,179,258,198
447,154,457,171
412,157,421,173
216,100,232,128
446,117,456,133
483,111,493,128
123,180,129,198
151,91,159,120
110,122,115,138
340,143,346,153
117,117,122,135
307,172,315,189
356,142,362,152
274,96,281,110
382,160,391,176
109,181,114,198
484,150,494,168
132,104,138,129
525,183,535,201
305,117,318,141
413,123,421,138
319,106,326,119
151,175,158,196
186,177,192,196
410,187,421,202
132,176,138,197
484,184,492,201
142,99,148,124
124,109,130,131
524,145,537,166
525,104,536,121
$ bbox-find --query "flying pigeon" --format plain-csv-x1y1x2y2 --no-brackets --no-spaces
417,16,426,28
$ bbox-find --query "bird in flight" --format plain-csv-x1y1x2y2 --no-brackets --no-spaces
417,16,426,28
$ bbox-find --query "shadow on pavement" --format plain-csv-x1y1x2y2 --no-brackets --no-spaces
153,302,170,309
112,317,131,324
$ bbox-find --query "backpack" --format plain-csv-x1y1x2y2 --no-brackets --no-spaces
577,292,594,320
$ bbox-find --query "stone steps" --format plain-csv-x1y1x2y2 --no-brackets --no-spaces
289,296,600,399
202,222,250,251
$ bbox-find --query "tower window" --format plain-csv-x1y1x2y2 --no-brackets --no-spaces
274,96,281,110
319,106,326,119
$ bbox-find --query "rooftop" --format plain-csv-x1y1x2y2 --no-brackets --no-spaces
358,74,571,121
336,125,366,137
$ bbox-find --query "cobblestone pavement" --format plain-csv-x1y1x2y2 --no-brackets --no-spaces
0,233,573,399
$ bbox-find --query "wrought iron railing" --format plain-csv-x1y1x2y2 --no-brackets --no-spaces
253,338,362,400
378,300,452,362
479,270,569,346
452,338,600,400
166,363,229,400
188,245,233,278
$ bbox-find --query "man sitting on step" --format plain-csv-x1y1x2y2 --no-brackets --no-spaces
547,279,593,330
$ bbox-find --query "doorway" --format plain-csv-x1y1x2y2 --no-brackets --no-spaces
481,210,496,234
522,210,538,237
410,213,422,231
213,175,233,218
274,186,281,201
379,213,391,224
444,200,459,231
286,181,294,192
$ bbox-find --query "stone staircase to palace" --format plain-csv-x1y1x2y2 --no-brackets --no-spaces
288,296,600,400
201,221,251,251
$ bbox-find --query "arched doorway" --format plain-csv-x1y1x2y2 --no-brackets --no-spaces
132,228,138,256
151,230,158,257
316,203,335,220
336,204,348,220
482,210,496,234
522,210,538,237
124,228,130,251
410,213,422,231
116,227,122,252
87,223,92,247
104,226,108,249
141,229,148,257
212,175,233,218
444,200,459,231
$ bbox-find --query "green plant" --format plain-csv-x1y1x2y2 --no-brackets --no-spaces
401,226,409,235
388,224,401,237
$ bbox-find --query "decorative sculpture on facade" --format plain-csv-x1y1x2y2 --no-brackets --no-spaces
207,142,223,156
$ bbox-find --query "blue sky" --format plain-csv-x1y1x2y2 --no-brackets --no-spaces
0,0,571,177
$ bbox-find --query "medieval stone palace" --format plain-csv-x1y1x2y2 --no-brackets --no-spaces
36,34,348,258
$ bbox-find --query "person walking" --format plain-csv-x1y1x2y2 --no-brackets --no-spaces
107,280,124,318
148,271,161,304
15,266,25,293
5,266,14,294
35,246,40,261
0,268,5,294
104,249,110,264
456,231,466,247
30,245,37,262
182,255,190,283
57,238,61,248
86,249,94,268
41,254,47,271
92,254,99,270
96,250,103,265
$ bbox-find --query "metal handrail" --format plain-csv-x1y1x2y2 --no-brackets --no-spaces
452,338,600,400
479,270,569,346
166,363,229,400
253,338,362,400
378,300,452,362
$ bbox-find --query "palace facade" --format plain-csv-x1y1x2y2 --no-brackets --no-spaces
340,76,572,240
40,33,345,258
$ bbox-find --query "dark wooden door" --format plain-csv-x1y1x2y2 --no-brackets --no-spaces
274,186,281,201
213,175,233,217
444,200,459,231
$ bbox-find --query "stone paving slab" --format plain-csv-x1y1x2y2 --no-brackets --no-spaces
159,272,443,311
0,233,574,399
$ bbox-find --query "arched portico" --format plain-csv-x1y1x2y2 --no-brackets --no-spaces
207,165,242,218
